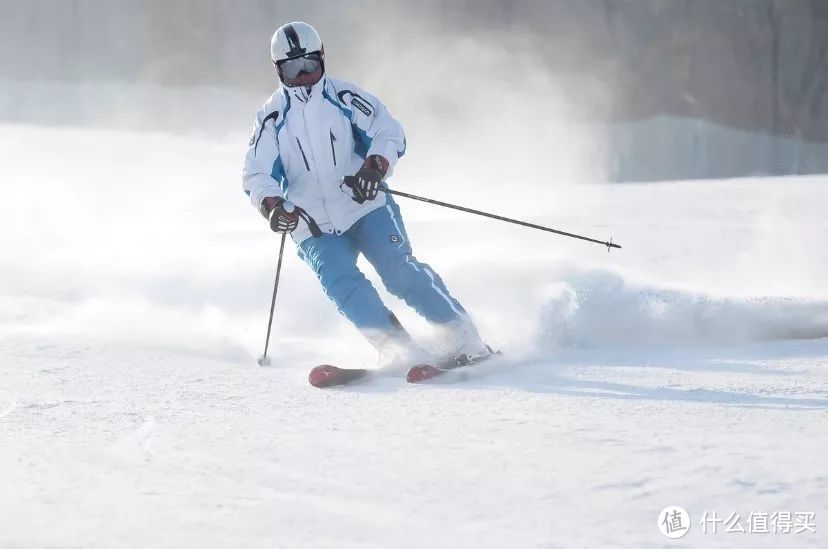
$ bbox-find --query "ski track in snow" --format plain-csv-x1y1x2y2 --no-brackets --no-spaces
1,124,827,548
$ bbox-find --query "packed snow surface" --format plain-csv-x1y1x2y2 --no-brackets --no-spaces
1,124,827,548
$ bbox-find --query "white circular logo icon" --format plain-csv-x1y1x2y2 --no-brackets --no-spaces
658,506,691,539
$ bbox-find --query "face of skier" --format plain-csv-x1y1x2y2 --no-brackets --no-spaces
277,52,323,87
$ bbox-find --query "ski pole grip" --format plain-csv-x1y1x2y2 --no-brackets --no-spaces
341,175,357,191
292,204,323,238
283,200,295,214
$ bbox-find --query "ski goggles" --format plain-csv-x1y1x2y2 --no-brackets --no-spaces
277,52,322,80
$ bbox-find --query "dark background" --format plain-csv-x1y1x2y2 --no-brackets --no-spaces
3,0,827,140
3,0,828,180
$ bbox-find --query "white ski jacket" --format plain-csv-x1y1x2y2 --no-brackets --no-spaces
243,75,407,243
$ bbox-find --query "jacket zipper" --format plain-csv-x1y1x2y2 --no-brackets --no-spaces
296,137,310,171
329,130,337,166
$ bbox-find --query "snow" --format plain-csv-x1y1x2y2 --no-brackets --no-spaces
1,123,827,548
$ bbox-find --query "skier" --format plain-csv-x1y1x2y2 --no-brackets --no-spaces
242,21,491,369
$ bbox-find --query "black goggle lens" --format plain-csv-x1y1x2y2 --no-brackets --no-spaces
278,53,322,79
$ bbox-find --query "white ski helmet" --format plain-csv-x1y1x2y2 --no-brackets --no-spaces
270,22,325,86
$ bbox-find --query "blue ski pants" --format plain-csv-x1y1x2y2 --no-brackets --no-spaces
298,198,466,347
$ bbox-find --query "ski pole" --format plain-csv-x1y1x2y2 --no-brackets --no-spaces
352,179,621,250
257,201,294,366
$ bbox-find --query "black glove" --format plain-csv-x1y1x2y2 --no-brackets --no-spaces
349,155,389,204
261,197,299,233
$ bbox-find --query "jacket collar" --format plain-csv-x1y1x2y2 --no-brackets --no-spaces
283,75,327,106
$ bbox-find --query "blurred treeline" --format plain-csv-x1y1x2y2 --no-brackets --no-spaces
2,0,827,141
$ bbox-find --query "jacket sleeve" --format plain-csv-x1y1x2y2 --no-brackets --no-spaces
242,107,285,213
347,86,407,177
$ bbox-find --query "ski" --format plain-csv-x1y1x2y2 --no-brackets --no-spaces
308,365,370,388
309,350,500,387
406,351,499,383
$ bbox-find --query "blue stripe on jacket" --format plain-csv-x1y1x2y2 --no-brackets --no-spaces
323,89,373,159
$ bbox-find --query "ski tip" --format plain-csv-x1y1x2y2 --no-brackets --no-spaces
406,364,440,383
309,364,341,387
309,365,369,388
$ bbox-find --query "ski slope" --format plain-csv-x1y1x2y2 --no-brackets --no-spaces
1,123,827,548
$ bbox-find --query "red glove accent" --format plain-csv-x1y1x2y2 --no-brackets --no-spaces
362,155,389,177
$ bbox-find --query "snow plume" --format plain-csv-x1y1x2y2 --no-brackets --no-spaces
0,295,251,362
536,269,828,349
1,7,609,194
347,19,609,204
